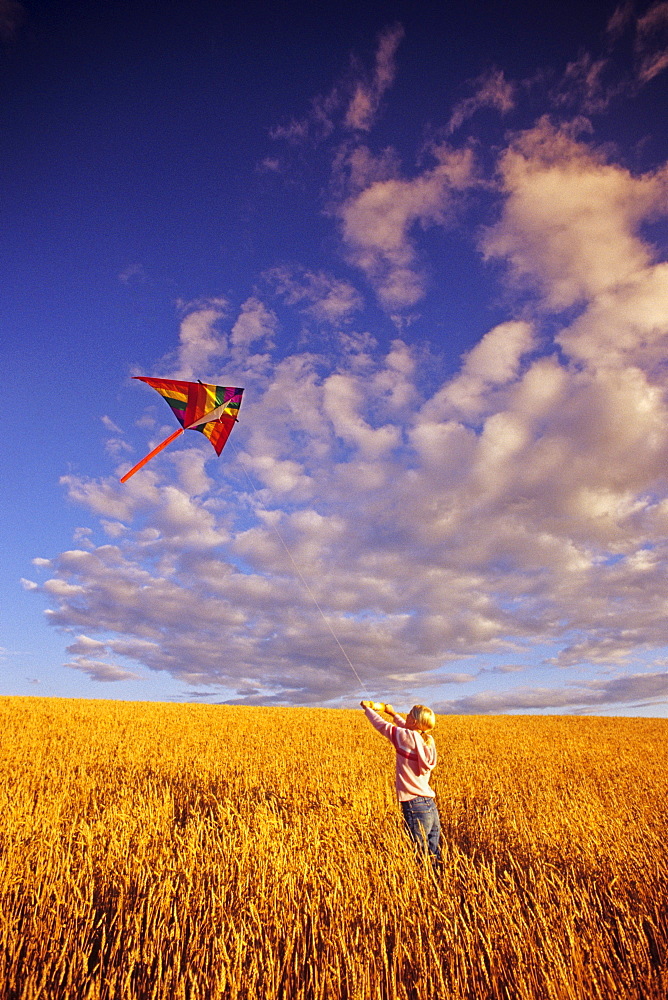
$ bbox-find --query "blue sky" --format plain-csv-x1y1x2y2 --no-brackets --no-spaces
3,0,668,714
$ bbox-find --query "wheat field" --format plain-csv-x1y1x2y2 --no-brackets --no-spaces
0,696,666,999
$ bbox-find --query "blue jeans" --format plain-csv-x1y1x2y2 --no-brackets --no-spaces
401,796,441,862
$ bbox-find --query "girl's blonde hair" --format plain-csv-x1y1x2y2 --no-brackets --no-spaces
408,705,436,732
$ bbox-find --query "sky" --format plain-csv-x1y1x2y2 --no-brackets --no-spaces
2,0,668,715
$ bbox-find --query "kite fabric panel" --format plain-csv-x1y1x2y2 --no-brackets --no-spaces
135,376,244,455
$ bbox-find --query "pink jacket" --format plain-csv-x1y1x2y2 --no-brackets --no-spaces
364,708,438,802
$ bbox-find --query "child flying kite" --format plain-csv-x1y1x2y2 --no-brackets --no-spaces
361,700,441,867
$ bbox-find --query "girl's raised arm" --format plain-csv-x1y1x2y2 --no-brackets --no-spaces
360,700,406,723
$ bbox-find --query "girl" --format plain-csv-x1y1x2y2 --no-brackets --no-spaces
361,700,441,865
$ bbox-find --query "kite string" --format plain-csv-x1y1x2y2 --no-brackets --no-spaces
229,440,369,697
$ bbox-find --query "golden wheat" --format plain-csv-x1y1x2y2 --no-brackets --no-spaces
0,697,666,999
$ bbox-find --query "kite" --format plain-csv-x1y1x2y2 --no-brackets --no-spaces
120,377,244,483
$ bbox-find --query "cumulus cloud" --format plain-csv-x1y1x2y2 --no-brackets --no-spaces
66,635,107,656
28,23,668,711
169,300,229,379
482,119,668,312
63,635,143,682
36,130,668,705
268,267,364,324
339,144,476,311
34,231,668,705
65,658,143,683
230,296,277,349
269,26,478,317
422,320,536,421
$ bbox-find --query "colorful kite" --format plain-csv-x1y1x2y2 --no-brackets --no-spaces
120,377,244,483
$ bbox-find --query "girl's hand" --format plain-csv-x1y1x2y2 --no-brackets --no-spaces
383,703,395,715
360,700,374,709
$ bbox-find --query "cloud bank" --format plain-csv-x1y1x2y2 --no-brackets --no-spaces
26,10,668,712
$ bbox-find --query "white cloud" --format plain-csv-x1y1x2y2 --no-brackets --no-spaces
323,373,401,459
268,27,476,316
339,145,476,311
423,320,535,421
463,321,535,384
482,119,668,312
43,579,86,597
62,635,144,683
269,266,363,324
72,527,96,550
171,300,229,379
230,296,277,349
101,519,128,539
101,416,123,434
65,658,142,683
60,474,152,521
29,32,668,710
558,262,668,370
66,635,107,656
37,233,668,704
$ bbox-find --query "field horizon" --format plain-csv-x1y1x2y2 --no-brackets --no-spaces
2,696,667,998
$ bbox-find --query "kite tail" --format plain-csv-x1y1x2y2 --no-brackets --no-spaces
120,427,184,483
